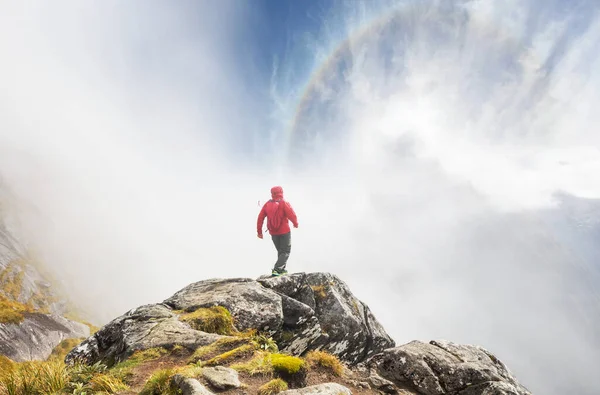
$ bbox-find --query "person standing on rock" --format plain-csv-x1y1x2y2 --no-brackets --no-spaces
257,186,298,276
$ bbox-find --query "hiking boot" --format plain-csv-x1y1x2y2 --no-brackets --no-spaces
271,270,281,277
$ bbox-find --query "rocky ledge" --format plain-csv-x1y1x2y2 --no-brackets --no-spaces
0,313,89,362
65,272,531,395
66,273,394,366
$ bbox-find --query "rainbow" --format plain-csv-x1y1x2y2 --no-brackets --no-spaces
284,1,513,157
284,7,400,155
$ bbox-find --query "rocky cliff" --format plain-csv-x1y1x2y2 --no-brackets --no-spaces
65,272,531,395
0,202,90,362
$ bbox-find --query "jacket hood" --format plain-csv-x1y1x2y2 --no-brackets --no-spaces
271,186,284,200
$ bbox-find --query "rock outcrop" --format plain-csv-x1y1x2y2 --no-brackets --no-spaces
369,340,532,395
279,383,352,394
0,313,89,362
68,273,394,367
172,374,215,395
65,304,222,366
64,272,532,395
258,272,395,364
165,278,283,333
0,199,88,362
201,366,241,390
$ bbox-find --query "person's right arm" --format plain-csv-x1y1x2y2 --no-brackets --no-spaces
257,204,267,238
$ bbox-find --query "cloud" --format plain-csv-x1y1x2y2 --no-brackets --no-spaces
273,1,600,394
0,0,261,318
0,1,598,395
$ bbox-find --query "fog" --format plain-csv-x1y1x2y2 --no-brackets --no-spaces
1,1,599,394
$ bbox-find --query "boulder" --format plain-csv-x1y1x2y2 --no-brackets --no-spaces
67,273,393,366
278,383,352,394
172,374,215,395
369,340,532,395
164,278,283,332
0,313,89,362
65,304,222,366
201,366,241,390
260,272,395,364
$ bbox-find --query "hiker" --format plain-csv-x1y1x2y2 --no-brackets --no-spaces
257,186,298,276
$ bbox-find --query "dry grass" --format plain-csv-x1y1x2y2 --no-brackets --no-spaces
0,294,32,325
188,337,250,364
0,357,134,394
310,285,327,299
0,360,69,395
200,344,256,367
231,351,274,376
305,350,344,377
87,373,129,393
0,263,25,301
0,356,14,379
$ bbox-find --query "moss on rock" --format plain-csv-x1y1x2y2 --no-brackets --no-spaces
271,353,307,389
271,354,305,375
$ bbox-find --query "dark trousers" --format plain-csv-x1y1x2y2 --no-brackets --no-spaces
271,232,291,272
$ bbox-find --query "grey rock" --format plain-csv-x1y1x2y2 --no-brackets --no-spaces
261,272,395,364
165,278,283,332
370,340,531,395
172,374,215,395
277,293,322,356
201,366,241,390
459,381,525,395
0,203,68,316
279,383,352,394
368,373,398,393
65,303,222,366
0,313,89,362
68,272,393,367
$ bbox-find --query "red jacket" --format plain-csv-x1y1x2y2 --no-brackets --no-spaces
257,186,298,236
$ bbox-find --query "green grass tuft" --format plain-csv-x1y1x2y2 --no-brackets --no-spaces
253,334,279,353
258,378,288,395
179,306,235,335
230,351,274,376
